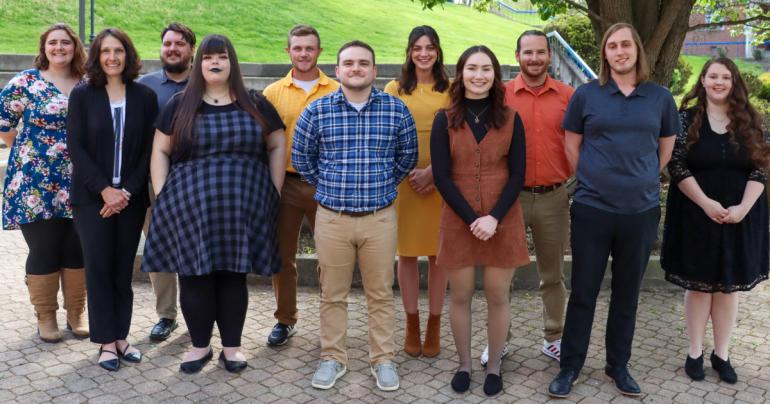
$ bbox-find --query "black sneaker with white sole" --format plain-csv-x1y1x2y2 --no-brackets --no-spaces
267,323,296,346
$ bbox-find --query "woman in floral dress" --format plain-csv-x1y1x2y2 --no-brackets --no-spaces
0,23,89,343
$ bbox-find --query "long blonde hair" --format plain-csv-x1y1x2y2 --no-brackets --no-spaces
598,23,649,86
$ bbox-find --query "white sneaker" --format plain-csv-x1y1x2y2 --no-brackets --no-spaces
542,339,561,361
480,341,511,367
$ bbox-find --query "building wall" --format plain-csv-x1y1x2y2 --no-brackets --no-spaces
683,12,749,58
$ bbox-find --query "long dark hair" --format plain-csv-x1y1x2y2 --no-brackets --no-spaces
85,28,141,86
34,23,86,78
396,26,449,95
680,57,769,169
170,34,267,160
445,45,508,130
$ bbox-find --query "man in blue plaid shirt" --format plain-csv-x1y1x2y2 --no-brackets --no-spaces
293,40,417,392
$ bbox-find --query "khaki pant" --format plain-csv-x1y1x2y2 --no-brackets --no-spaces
273,175,318,326
316,205,397,366
515,185,569,342
144,183,178,320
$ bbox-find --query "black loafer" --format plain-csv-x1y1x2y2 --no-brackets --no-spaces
219,351,247,373
685,353,705,381
180,348,213,374
605,365,641,396
98,347,120,372
150,318,178,342
710,351,737,384
451,370,471,393
548,369,578,398
483,373,503,396
117,343,142,363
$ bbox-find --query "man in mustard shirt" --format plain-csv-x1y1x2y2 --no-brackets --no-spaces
262,25,339,346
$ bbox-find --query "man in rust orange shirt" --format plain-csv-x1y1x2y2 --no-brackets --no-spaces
481,30,574,366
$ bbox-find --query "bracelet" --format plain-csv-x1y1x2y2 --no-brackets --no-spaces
121,188,132,199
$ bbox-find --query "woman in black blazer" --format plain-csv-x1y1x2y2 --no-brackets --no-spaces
66,28,158,371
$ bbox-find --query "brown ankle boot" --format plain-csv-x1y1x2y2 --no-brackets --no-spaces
26,273,63,343
61,269,89,338
422,313,441,357
404,312,421,357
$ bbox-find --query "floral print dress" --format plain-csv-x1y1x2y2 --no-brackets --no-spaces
0,69,80,230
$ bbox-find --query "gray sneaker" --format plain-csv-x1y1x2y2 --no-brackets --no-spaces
311,360,346,390
371,362,400,391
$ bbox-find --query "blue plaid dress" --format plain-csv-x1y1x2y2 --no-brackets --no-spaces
141,107,280,276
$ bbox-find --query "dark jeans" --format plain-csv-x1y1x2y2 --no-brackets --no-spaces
560,202,660,372
73,202,146,344
179,271,248,348
20,218,84,274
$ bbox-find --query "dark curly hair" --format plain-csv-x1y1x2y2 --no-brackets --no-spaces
680,57,769,170
396,25,449,96
444,45,508,130
85,28,141,87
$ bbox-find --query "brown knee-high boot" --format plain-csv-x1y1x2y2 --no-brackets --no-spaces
404,312,422,357
422,313,441,357
61,269,89,338
26,273,63,343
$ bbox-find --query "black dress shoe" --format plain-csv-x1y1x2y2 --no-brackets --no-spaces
98,347,120,372
548,369,578,398
451,371,471,393
180,348,213,374
117,342,142,363
685,354,705,381
605,366,641,396
150,318,178,341
219,351,248,373
483,373,503,396
710,351,737,384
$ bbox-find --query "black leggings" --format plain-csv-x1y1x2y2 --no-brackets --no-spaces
179,271,248,348
20,218,84,275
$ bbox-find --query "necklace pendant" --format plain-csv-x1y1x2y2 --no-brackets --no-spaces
474,117,480,123
213,98,218,104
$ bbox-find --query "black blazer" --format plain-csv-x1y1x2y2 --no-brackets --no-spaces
66,81,158,206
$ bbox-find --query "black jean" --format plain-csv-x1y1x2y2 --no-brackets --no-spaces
179,271,248,348
560,202,660,372
73,202,146,344
20,218,84,274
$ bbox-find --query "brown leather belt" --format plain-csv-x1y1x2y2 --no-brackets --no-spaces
522,182,564,194
320,202,393,217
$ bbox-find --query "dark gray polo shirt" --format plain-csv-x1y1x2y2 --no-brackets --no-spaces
562,79,679,214
136,69,188,111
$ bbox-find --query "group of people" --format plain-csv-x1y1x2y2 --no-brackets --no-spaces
1,19,767,398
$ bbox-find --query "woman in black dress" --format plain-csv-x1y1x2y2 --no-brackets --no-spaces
141,34,286,374
662,57,769,384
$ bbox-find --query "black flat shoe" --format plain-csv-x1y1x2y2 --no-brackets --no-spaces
150,318,178,342
98,347,120,372
685,353,705,381
710,351,737,384
450,370,470,393
483,373,503,396
180,348,213,374
548,369,578,398
117,342,142,363
219,351,247,373
604,365,641,396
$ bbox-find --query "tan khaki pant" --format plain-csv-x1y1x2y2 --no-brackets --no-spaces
144,182,178,320
316,205,397,366
517,185,569,342
273,175,318,325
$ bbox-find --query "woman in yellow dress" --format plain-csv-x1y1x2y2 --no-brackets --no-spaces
384,25,450,358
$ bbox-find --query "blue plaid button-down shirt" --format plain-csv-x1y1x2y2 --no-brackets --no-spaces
292,87,418,212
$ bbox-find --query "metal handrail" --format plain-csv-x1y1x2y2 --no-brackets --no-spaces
546,31,597,81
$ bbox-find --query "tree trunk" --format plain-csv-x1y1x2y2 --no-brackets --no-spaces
651,2,694,85
632,0,660,43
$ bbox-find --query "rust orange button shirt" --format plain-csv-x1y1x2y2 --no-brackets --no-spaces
263,68,339,173
504,74,574,187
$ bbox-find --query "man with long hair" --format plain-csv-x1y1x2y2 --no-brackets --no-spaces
548,23,678,398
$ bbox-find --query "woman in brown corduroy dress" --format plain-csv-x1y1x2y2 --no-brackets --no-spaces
430,45,529,397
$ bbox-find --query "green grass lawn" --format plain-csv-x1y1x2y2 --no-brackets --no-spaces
0,0,534,64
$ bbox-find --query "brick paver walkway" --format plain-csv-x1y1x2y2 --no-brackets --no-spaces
1,228,769,403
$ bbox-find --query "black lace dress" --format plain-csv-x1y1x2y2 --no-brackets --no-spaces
661,109,769,292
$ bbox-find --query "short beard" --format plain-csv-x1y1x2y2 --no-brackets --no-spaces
163,60,190,74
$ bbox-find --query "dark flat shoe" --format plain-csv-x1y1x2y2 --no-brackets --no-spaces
219,351,247,373
710,351,737,384
117,342,142,363
98,347,120,372
150,318,178,342
604,365,641,396
451,370,470,393
548,369,578,398
180,348,213,374
685,353,705,381
483,372,503,396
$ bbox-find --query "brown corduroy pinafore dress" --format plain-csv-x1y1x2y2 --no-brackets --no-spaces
436,109,530,269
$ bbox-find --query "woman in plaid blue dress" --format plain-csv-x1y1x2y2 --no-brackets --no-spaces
142,35,286,374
